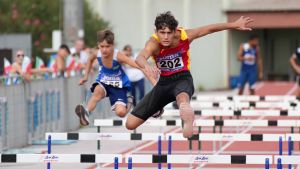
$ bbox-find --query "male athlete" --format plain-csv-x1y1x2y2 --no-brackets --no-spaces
126,11,253,138
75,29,147,125
237,35,263,95
290,47,300,96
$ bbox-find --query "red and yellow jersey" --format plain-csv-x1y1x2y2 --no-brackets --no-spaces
152,28,190,76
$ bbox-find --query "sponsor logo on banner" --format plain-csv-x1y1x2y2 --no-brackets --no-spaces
241,121,253,125
222,134,234,139
194,155,209,163
42,155,59,162
97,134,113,140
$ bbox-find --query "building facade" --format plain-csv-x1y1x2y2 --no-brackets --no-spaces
87,0,300,90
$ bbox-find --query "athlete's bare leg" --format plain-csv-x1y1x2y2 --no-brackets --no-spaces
86,85,106,112
249,88,255,95
176,92,194,138
75,85,105,126
238,86,244,95
296,87,300,97
115,104,127,118
125,114,145,130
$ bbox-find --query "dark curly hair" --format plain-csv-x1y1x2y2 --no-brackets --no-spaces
155,11,178,31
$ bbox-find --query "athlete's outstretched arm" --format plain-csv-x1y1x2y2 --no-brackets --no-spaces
78,49,97,85
136,38,160,85
117,52,139,69
290,54,300,74
187,16,253,43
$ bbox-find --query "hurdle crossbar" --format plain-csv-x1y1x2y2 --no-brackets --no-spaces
192,95,298,102
46,133,296,141
167,133,286,141
94,119,300,127
46,132,164,141
190,101,298,109
162,109,298,117
0,154,121,163
125,154,272,164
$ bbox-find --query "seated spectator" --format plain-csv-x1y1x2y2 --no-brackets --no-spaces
122,44,145,105
10,50,31,82
48,44,71,77
70,39,88,70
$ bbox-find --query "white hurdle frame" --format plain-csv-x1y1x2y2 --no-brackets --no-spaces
189,101,299,109
94,119,300,127
192,95,299,102
162,109,299,117
125,154,272,164
0,154,122,163
274,155,300,164
46,132,298,141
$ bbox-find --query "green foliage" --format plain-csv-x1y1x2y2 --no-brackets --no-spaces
0,0,108,60
197,84,205,91
0,0,61,59
84,1,109,48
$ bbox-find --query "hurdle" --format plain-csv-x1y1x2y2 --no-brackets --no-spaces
94,118,300,137
125,154,272,164
9,154,300,166
46,132,292,141
94,118,300,153
274,155,300,164
189,100,299,109
45,132,164,141
94,119,300,127
0,153,122,163
162,109,299,117
192,95,299,102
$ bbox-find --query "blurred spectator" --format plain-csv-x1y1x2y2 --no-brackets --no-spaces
30,56,52,78
10,50,31,82
7,50,52,84
122,44,145,105
51,44,71,77
70,39,89,70
237,35,263,95
289,47,300,96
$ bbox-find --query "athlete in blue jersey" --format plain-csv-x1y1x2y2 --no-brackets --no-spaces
75,29,142,126
237,35,263,95
290,47,300,96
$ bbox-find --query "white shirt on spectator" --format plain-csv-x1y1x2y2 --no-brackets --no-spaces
123,54,144,82
70,47,88,65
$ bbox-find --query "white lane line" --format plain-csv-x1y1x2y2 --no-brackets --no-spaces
286,83,298,95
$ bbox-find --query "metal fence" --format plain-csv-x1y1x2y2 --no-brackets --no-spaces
0,74,114,151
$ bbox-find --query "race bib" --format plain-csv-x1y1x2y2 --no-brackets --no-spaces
103,81,122,88
100,75,123,88
157,53,184,71
244,54,255,65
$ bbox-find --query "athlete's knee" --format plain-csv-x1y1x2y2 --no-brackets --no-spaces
116,110,126,118
125,120,137,130
176,92,190,105
115,106,127,118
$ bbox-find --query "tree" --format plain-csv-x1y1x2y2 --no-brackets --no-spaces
0,0,108,62
84,1,109,48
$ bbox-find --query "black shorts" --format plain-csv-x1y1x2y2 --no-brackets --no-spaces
131,71,194,120
90,82,129,110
